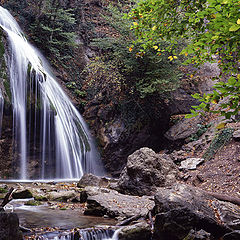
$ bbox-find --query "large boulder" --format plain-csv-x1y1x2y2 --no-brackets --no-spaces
0,212,22,240
164,116,203,141
117,148,179,196
153,183,240,240
83,186,155,219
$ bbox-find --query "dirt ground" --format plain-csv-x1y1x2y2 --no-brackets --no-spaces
184,139,240,199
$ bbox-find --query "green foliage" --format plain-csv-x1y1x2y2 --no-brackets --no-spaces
188,123,212,142
203,128,234,160
85,4,181,101
29,0,77,62
128,0,240,119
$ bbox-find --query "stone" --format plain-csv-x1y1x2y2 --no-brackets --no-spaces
153,183,235,240
12,189,33,199
47,190,76,201
83,186,155,218
118,148,179,196
223,230,240,240
77,173,110,188
179,158,204,170
118,221,152,240
164,116,203,141
233,130,240,141
0,212,22,240
183,229,211,240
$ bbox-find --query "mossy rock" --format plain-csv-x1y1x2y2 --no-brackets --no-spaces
24,200,42,206
34,195,48,201
12,189,33,199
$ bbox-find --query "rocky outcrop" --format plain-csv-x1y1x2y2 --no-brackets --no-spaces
82,186,155,219
0,212,22,240
153,183,240,240
164,116,203,142
117,148,179,196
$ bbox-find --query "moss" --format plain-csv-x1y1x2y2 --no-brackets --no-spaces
3,80,11,100
24,200,42,206
34,195,48,201
0,187,8,193
203,128,234,160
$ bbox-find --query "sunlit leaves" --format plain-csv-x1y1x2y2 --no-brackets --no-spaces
128,0,240,120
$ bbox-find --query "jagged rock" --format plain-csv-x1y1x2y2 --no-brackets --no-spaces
183,229,211,240
153,183,238,240
0,212,22,240
223,230,240,240
180,158,204,170
118,221,152,240
47,190,76,201
12,189,33,199
164,116,203,141
83,186,155,218
117,148,179,196
77,173,110,188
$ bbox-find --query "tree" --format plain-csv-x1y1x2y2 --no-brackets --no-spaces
128,0,240,120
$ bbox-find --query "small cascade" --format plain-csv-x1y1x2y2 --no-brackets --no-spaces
0,7,104,179
33,228,120,240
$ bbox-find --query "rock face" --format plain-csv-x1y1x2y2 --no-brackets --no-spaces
0,212,22,240
153,183,240,240
117,148,179,196
164,116,203,141
82,186,155,219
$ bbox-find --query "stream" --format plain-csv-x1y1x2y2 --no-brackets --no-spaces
6,199,118,239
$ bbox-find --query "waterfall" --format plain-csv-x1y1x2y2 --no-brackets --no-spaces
36,228,120,240
0,7,104,180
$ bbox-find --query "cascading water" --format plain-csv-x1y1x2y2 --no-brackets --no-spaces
0,6,104,180
36,228,120,240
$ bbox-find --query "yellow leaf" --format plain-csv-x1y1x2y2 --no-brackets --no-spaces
237,19,240,25
168,56,173,59
190,74,194,78
216,122,226,129
173,56,178,59
185,52,188,56
211,99,218,104
153,45,158,50
133,22,138,26
152,26,157,31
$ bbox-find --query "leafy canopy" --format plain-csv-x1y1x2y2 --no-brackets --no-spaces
128,0,240,120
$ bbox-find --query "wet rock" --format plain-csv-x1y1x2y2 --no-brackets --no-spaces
118,221,152,240
83,186,155,218
164,116,203,141
47,190,76,201
0,212,22,240
179,158,204,170
222,230,240,240
118,148,179,196
153,183,233,240
77,173,110,188
12,189,33,199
